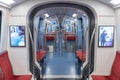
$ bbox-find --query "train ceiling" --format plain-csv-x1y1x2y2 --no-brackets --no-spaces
35,7,86,18
0,0,120,9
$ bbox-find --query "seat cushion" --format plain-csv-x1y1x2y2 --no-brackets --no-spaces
0,73,2,80
108,74,119,80
0,51,13,80
110,51,120,79
36,50,46,61
92,75,109,80
45,35,55,41
10,75,32,80
66,35,76,41
76,51,86,60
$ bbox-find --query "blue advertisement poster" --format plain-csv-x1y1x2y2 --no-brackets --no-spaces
10,25,26,47
98,26,114,47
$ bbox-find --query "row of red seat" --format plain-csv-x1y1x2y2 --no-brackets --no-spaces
0,50,32,80
63,31,77,41
66,35,77,41
45,30,77,41
36,50,46,61
76,50,86,61
92,51,120,80
45,35,55,41
44,32,56,41
45,34,77,41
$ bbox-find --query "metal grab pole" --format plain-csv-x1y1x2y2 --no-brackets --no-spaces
81,18,84,67
59,30,63,56
88,25,97,80
82,26,89,64
26,24,36,80
27,26,36,80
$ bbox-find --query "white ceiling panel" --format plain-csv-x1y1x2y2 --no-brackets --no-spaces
98,0,120,8
0,0,120,9
10,0,27,8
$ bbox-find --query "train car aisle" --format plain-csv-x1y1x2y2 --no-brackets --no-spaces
43,52,81,77
42,30,81,78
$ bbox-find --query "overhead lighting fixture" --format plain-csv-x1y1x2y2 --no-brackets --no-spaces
72,13,77,17
44,13,49,18
0,0,15,5
110,0,120,5
83,13,86,16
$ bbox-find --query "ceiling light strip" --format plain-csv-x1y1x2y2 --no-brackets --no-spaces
110,0,120,5
0,0,15,5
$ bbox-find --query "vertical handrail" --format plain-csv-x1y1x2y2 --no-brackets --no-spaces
44,23,47,50
88,25,97,80
81,17,84,67
26,24,36,80
80,17,84,79
81,25,89,79
59,30,62,56
37,17,41,51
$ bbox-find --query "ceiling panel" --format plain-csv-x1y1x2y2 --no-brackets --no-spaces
0,0,119,9
36,7,86,18
11,0,27,8
97,0,114,7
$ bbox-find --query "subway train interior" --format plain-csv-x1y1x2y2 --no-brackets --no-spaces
0,0,120,80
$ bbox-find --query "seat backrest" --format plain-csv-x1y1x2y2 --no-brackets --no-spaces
0,51,13,80
110,51,120,79
36,50,46,61
0,73,2,80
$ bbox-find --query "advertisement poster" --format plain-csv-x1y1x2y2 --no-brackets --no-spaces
10,25,26,47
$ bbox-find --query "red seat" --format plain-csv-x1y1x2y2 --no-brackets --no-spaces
92,51,120,80
0,71,2,80
36,50,46,61
76,50,86,60
66,35,76,41
45,35,55,41
91,75,109,80
9,75,32,80
0,50,32,80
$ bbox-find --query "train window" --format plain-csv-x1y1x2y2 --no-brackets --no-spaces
52,20,57,24
0,11,2,40
65,19,70,24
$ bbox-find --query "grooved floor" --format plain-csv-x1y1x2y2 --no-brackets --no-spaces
42,53,81,76
41,31,81,78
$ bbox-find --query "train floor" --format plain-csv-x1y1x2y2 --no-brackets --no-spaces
40,31,82,79
41,51,82,79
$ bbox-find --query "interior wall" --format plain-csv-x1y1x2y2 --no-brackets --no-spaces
115,8,120,51
8,5,30,74
0,6,9,52
94,5,116,75
8,0,116,75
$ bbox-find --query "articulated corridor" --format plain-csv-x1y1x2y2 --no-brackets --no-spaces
43,52,81,76
42,31,81,78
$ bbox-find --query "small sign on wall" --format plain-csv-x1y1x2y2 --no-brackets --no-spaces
9,25,26,47
98,26,114,47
